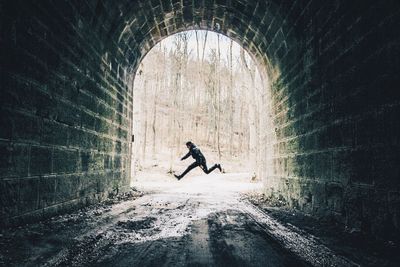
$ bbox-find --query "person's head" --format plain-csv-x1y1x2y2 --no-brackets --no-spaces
186,141,193,149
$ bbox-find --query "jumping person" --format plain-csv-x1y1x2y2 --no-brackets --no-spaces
174,141,222,180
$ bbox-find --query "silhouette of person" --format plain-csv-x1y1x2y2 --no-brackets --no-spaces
174,141,222,180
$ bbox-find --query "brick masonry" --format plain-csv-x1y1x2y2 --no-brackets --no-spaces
1,0,399,239
0,0,133,224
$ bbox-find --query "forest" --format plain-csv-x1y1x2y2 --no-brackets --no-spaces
132,30,270,179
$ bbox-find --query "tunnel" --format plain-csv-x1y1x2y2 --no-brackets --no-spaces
1,0,400,246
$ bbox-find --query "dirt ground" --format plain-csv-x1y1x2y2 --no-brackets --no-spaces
0,153,368,267
246,193,400,267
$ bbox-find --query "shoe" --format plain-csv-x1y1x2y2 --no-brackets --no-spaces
174,174,182,180
217,164,222,172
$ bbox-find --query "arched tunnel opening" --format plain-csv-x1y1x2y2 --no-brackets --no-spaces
1,0,400,265
131,30,268,194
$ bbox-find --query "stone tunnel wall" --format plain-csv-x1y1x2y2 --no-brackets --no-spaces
1,0,399,240
0,0,132,225
263,0,400,239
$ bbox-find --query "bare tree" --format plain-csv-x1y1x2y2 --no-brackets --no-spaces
228,39,234,157
132,30,267,176
142,79,148,162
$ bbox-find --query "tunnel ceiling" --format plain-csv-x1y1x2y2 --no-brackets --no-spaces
95,0,294,75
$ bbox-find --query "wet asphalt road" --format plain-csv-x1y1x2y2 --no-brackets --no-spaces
0,173,354,267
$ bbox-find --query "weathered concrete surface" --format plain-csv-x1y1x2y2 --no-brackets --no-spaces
0,173,358,267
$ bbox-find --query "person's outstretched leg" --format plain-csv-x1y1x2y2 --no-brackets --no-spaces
175,162,199,180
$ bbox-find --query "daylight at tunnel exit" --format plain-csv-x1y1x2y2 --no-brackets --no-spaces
1,0,400,266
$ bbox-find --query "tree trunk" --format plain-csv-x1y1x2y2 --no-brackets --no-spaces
152,74,158,158
142,80,148,163
229,39,234,157
217,34,222,159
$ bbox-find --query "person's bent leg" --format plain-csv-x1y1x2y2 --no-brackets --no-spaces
208,164,219,173
201,162,219,174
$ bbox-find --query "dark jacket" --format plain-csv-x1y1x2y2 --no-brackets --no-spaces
181,144,205,163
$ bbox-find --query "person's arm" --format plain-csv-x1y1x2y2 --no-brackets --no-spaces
181,151,191,160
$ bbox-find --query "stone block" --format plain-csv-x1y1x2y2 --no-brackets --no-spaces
12,111,41,143
30,146,52,176
55,100,80,126
0,142,29,178
348,148,374,184
325,183,344,213
80,151,90,172
313,152,332,181
53,148,79,174
39,175,56,208
79,91,98,113
0,108,13,140
18,177,40,214
80,111,96,130
0,179,19,217
88,152,104,172
55,175,80,203
41,120,69,146
331,150,351,184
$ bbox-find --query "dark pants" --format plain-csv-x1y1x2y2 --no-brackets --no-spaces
179,160,218,178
